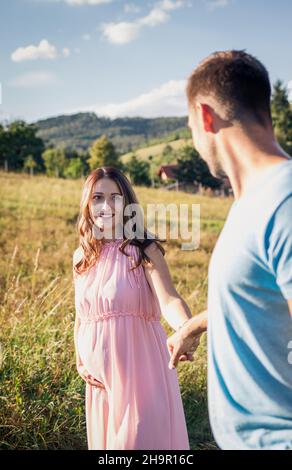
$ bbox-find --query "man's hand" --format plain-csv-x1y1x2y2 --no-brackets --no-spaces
167,329,202,369
166,310,208,369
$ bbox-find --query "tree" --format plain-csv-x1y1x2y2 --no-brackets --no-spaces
0,124,8,170
87,135,123,170
176,145,222,189
42,147,66,177
162,144,176,164
23,155,37,176
271,80,292,155
126,155,151,186
64,157,84,179
148,155,155,187
0,120,45,172
78,150,90,177
162,144,174,157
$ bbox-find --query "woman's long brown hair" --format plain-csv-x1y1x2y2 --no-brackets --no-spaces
73,167,165,277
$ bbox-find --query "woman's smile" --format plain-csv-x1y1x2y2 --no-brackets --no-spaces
97,212,115,219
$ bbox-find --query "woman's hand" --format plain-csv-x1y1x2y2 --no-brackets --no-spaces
167,330,202,369
167,310,208,369
176,335,201,362
77,364,106,390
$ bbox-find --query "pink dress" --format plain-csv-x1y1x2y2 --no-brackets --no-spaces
73,238,190,450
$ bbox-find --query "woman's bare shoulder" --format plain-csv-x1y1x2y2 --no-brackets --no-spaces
144,240,161,256
144,241,159,255
143,240,165,263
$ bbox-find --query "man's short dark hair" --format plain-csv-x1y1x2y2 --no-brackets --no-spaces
186,49,272,127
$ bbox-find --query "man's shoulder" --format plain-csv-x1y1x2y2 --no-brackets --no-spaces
269,161,292,216
270,193,292,227
274,158,292,180
259,160,292,219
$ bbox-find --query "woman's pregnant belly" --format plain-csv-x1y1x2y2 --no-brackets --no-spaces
77,315,169,395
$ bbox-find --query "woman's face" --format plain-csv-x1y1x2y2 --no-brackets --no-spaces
90,177,124,239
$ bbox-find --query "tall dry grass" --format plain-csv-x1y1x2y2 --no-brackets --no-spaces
0,170,232,449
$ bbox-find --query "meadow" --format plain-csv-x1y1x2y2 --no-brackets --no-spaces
121,138,192,164
0,170,233,450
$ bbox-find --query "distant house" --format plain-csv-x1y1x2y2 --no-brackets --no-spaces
157,163,233,197
157,164,179,183
157,164,198,193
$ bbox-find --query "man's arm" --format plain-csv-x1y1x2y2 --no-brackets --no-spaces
267,195,292,311
179,309,208,338
166,309,208,369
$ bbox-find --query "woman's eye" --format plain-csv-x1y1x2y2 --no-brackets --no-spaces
93,195,101,200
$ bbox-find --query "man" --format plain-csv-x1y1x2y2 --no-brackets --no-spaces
167,50,292,450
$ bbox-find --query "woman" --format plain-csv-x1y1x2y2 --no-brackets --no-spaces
73,167,197,450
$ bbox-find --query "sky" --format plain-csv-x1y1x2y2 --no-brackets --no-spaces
0,0,292,123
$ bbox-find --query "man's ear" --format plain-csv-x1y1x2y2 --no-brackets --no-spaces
200,103,214,132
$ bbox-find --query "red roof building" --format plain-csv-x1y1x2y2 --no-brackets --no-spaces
157,164,179,182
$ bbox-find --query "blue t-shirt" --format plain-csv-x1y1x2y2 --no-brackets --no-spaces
207,159,292,450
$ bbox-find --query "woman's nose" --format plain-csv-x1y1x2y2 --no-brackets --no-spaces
101,199,113,211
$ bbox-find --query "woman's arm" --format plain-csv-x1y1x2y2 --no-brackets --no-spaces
143,242,193,331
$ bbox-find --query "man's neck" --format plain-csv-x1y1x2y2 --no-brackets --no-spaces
218,129,291,200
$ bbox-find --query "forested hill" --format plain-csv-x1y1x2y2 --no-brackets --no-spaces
34,112,189,154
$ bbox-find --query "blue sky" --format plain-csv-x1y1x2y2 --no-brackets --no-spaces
1,0,292,123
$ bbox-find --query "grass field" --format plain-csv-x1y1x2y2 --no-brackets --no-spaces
0,170,233,450
121,138,193,172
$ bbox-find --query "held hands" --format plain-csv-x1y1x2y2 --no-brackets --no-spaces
167,328,202,370
76,363,106,390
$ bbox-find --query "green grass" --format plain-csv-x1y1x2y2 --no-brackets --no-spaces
121,138,193,175
0,170,233,449
121,138,192,162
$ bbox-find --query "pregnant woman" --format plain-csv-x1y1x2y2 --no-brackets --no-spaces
73,166,196,450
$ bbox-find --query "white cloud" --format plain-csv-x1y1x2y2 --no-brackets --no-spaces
33,0,112,4
63,79,188,118
65,0,112,5
82,33,91,40
124,3,141,14
138,8,169,27
160,0,189,10
11,39,58,62
11,39,71,62
205,0,231,10
101,0,188,45
101,21,141,45
8,71,59,88
62,47,71,57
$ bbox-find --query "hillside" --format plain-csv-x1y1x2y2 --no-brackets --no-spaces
121,137,193,173
34,112,189,154
121,138,192,163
